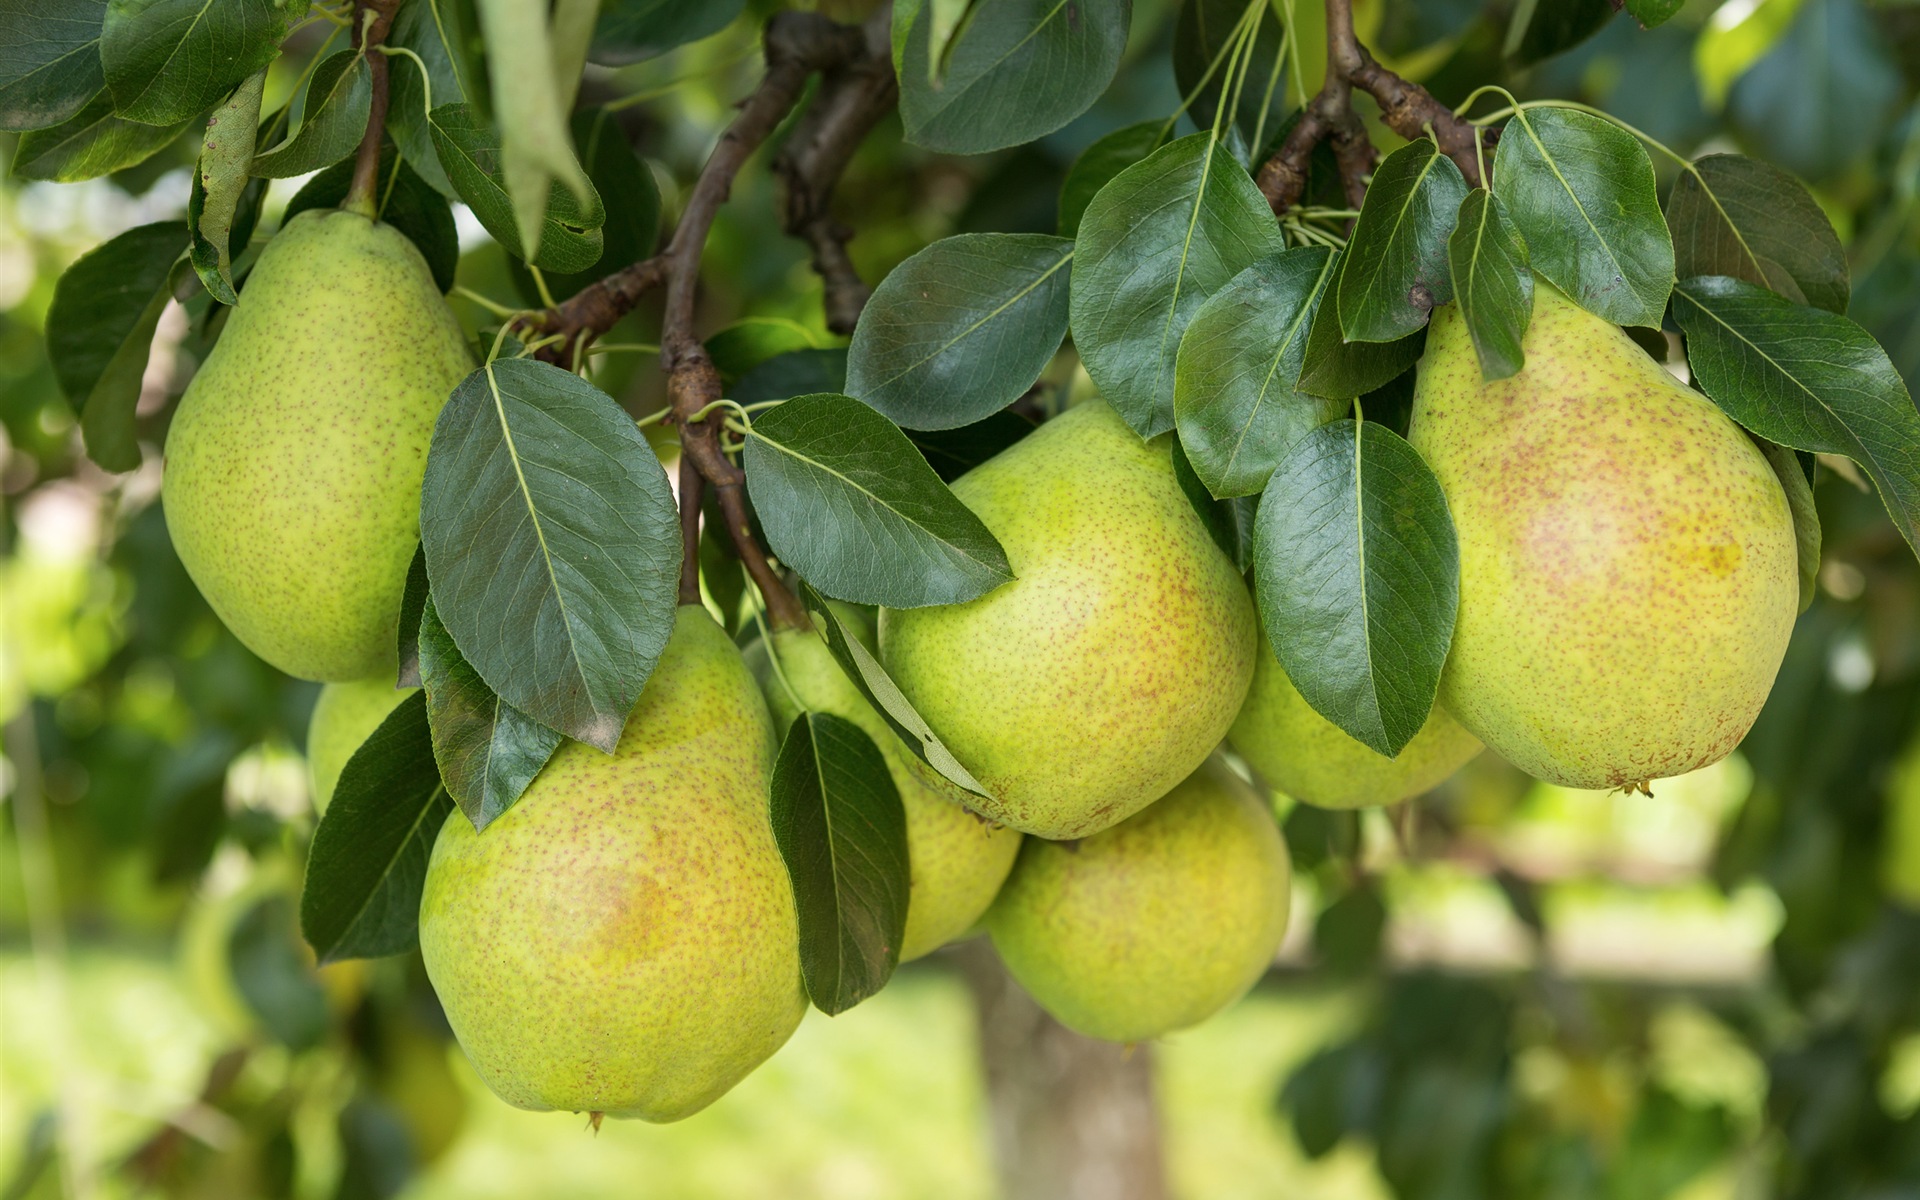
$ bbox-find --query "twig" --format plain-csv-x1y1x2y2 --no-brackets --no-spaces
678,454,705,606
343,0,402,217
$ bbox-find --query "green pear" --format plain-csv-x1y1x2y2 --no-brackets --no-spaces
1407,282,1798,790
987,757,1291,1042
419,606,804,1123
879,400,1257,840
745,608,1021,962
307,675,415,815
1231,621,1481,808
163,208,473,682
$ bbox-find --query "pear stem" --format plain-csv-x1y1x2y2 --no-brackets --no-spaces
343,0,401,219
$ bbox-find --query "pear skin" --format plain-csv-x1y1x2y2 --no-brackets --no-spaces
746,616,1021,962
1231,622,1481,809
987,757,1291,1042
419,606,804,1123
163,208,473,681
878,400,1257,840
1408,282,1797,790
307,676,415,814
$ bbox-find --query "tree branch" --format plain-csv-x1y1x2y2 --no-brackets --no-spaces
344,0,402,217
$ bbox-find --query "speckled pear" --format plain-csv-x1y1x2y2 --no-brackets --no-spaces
1231,616,1481,809
746,609,1020,961
878,400,1257,840
419,606,804,1123
1407,281,1798,790
306,675,416,814
164,208,473,681
987,758,1291,1042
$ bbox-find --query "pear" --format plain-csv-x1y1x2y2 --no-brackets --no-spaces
1231,621,1482,809
987,757,1291,1042
306,675,416,815
1408,281,1798,790
879,400,1257,840
163,208,473,682
418,606,804,1123
745,608,1021,962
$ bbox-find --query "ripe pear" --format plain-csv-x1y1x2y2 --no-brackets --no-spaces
1231,620,1481,809
879,400,1257,840
307,675,416,814
745,608,1021,962
1408,281,1798,790
419,606,804,1123
163,208,473,682
987,757,1291,1042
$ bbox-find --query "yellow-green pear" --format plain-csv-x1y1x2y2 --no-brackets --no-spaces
307,676,416,814
1407,281,1798,790
1230,617,1481,809
745,609,1021,962
987,757,1290,1042
164,208,473,682
879,400,1257,840
419,606,804,1123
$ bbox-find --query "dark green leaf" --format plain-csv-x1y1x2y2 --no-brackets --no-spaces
150,733,233,883
1755,436,1820,614
907,409,1036,483
1446,189,1532,381
1071,132,1287,437
1338,138,1467,343
100,0,287,126
591,0,742,63
186,67,264,304
252,51,371,179
1172,0,1286,150
744,393,1013,607
11,88,187,180
420,358,681,751
418,597,563,831
708,317,825,379
387,0,484,198
1729,0,1900,183
1623,0,1684,28
1252,419,1459,756
847,233,1071,430
1666,153,1848,313
896,0,1130,155
284,148,459,294
1171,437,1255,571
1673,275,1920,557
1174,246,1344,498
797,579,993,799
1507,0,1612,64
1058,120,1167,240
229,896,329,1050
770,711,910,1015
1297,252,1426,399
396,543,429,687
0,0,106,131
506,106,659,303
427,101,605,273
1494,105,1673,327
731,347,847,405
301,692,452,962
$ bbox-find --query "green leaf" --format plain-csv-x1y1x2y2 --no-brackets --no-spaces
1445,189,1532,382
897,0,1130,155
0,0,106,131
1172,0,1287,151
1174,246,1344,498
1071,132,1288,437
908,410,1036,483
591,0,743,63
507,106,659,303
396,543,429,687
1729,0,1900,183
251,51,370,179
11,88,188,180
744,393,1013,607
1171,437,1255,571
1297,252,1426,399
1252,419,1459,756
472,0,593,262
186,67,264,304
1338,138,1467,344
427,102,605,273
284,147,459,293
1665,153,1848,314
418,596,564,832
796,579,993,799
770,711,910,1015
299,692,453,962
229,895,329,1050
732,347,848,405
708,317,825,379
1623,0,1684,28
420,358,681,751
1673,275,1920,558
45,220,187,471
387,0,483,199
1057,119,1167,240
847,233,1071,431
1494,105,1673,328
1755,436,1820,614
1506,0,1612,65
100,0,287,126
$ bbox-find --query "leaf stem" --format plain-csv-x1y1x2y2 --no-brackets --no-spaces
342,0,402,219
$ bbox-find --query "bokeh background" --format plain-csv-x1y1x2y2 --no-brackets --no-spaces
6,0,1920,1197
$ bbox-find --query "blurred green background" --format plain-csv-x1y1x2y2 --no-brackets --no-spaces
7,0,1920,1196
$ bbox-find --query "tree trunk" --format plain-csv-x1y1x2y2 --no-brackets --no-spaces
953,940,1169,1200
